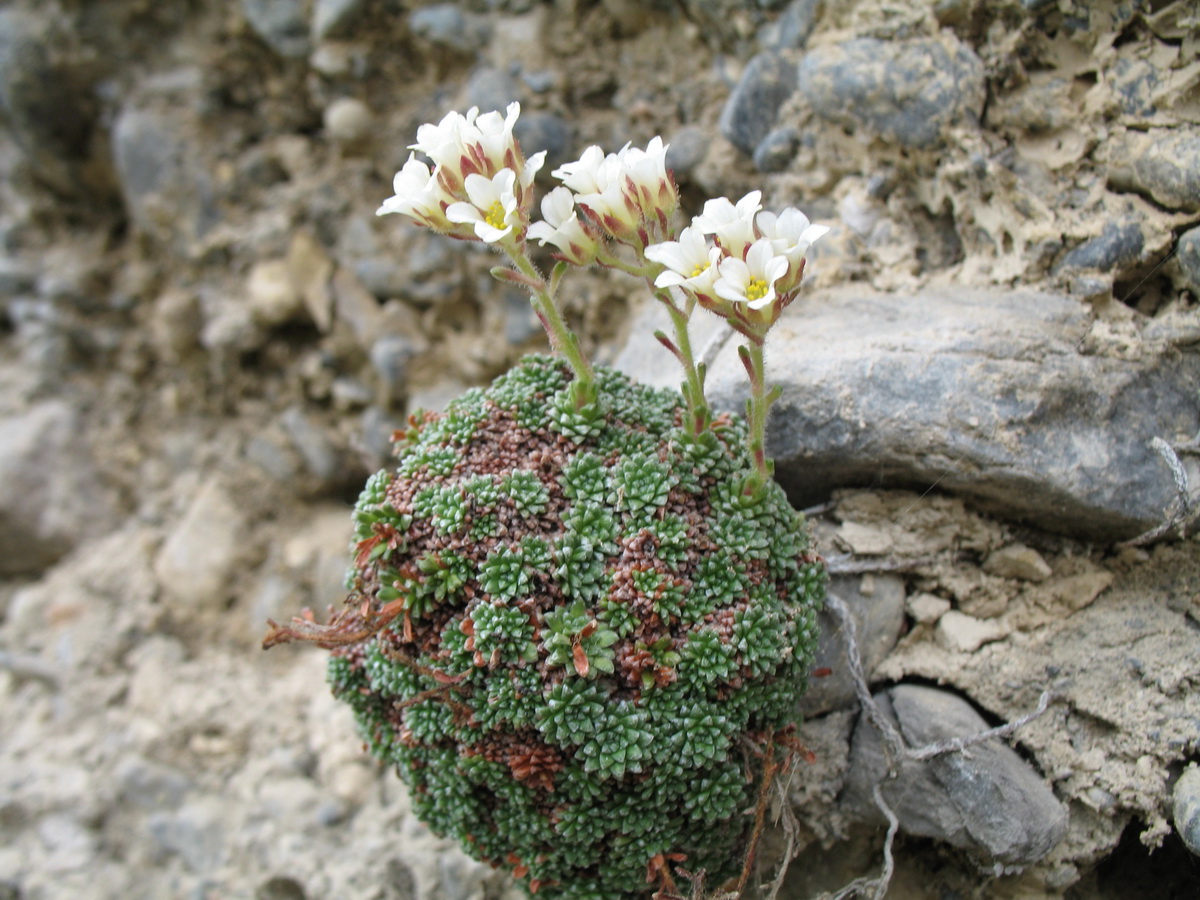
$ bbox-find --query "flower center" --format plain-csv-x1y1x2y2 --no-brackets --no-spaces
745,277,769,303
689,261,710,278
485,201,508,231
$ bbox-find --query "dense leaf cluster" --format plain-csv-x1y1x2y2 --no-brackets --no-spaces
329,356,824,899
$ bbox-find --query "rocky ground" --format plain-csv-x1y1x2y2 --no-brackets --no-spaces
2,0,1199,898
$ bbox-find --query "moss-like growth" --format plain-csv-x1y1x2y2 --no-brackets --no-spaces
305,356,824,899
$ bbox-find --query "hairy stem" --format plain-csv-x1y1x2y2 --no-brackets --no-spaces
509,251,597,407
739,338,774,499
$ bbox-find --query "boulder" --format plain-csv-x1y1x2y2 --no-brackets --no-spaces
698,286,1200,541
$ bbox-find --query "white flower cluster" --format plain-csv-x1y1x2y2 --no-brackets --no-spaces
377,103,544,245
529,136,677,261
377,102,828,337
645,191,828,330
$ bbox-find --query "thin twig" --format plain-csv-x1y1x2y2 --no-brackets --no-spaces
823,554,938,576
759,767,802,900
904,690,1057,762
1118,436,1199,547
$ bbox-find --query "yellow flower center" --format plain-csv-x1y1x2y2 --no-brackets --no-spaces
746,277,769,303
485,201,508,230
689,261,710,278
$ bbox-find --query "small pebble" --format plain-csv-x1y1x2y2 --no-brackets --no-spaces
936,610,1009,653
1056,221,1143,273
1175,225,1200,294
906,592,951,624
323,97,373,150
1174,764,1200,856
719,51,797,157
983,544,1053,582
752,125,799,172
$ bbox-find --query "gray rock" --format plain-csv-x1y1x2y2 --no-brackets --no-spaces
1116,127,1200,211
696,285,1200,541
799,574,906,717
719,52,798,157
114,756,193,811
463,67,521,117
383,859,418,900
500,289,542,346
361,406,404,469
370,334,419,406
0,256,37,294
112,106,219,250
758,0,821,50
1110,57,1160,118
146,797,227,872
752,126,799,173
0,10,99,196
664,126,710,179
410,5,492,54
797,35,985,149
354,258,410,299
242,0,310,58
154,480,247,609
0,402,116,574
1056,221,1143,273
257,876,308,900
842,684,1068,865
514,112,572,175
312,0,366,41
1175,225,1200,294
280,406,345,491
618,286,1200,541
1174,764,1200,856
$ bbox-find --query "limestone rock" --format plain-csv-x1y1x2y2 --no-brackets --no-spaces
983,544,1053,582
906,592,951,624
0,402,116,575
796,35,985,149
842,684,1068,865
154,480,247,610
936,610,1009,653
1112,127,1200,212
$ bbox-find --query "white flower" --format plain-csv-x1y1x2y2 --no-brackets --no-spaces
411,102,542,198
575,179,641,243
693,191,762,258
551,138,677,243
618,136,676,221
519,150,547,189
713,238,789,310
376,153,455,231
473,103,521,169
411,107,480,174
446,169,521,243
646,225,721,296
528,187,599,264
756,207,830,269
551,145,611,194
